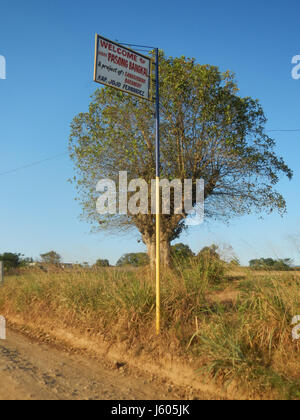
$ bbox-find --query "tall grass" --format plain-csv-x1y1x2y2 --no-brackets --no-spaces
187,275,300,398
0,263,300,398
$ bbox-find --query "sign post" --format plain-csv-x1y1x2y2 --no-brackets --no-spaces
94,36,160,334
94,35,152,101
155,48,160,335
0,262,3,286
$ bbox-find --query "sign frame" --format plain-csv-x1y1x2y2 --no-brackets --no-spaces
94,34,154,102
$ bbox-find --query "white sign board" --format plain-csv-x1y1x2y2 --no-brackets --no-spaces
94,35,152,101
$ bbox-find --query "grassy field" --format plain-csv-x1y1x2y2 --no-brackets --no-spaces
0,261,300,399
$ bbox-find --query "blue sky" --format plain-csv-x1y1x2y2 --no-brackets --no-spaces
0,0,300,265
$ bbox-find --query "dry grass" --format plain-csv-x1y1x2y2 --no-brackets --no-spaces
0,260,300,399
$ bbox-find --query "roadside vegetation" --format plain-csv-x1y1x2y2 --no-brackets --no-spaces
0,250,299,400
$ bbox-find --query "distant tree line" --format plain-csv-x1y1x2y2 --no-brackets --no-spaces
249,258,293,271
0,253,33,271
115,244,231,268
2,248,294,272
116,253,150,268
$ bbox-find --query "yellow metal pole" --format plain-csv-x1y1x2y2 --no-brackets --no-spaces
156,176,160,334
155,48,160,335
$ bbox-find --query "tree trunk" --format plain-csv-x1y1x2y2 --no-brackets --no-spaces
143,235,171,269
160,239,171,268
145,238,156,270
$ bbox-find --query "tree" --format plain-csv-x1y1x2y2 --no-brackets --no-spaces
19,257,34,267
249,258,292,271
95,258,110,267
171,243,194,263
40,251,62,265
197,244,220,260
69,52,292,268
0,253,34,270
0,252,22,270
116,253,150,267
273,259,293,271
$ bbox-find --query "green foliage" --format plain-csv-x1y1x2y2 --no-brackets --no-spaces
171,243,194,264
196,254,225,285
116,252,150,267
185,245,224,284
94,258,110,267
197,244,220,260
40,251,62,265
171,244,224,283
69,51,292,266
249,258,293,271
0,252,22,270
0,253,34,272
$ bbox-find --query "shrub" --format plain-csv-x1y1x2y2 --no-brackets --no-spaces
94,259,110,267
116,253,150,267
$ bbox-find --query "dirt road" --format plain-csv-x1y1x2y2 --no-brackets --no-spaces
0,329,204,400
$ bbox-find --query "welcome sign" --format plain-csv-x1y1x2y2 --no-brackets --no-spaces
94,35,152,100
